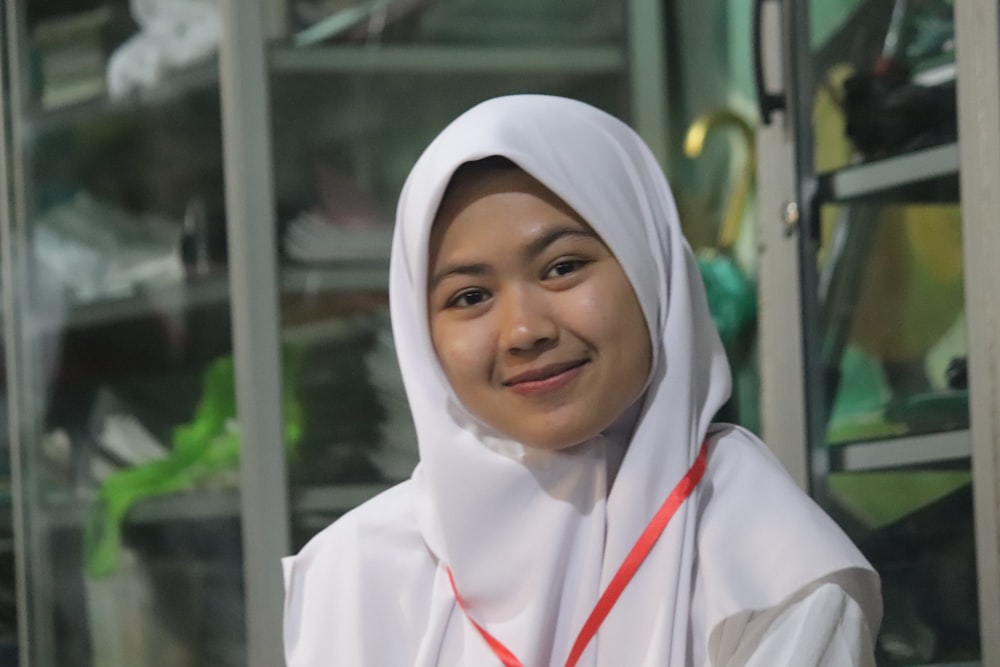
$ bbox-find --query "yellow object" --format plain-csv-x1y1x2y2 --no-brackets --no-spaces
904,205,964,283
829,471,971,530
684,110,755,251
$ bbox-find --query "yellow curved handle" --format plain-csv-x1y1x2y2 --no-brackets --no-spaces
684,110,756,251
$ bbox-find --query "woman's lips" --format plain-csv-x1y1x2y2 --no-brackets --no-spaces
504,360,588,396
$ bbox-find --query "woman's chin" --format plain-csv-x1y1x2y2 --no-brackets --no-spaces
517,430,596,452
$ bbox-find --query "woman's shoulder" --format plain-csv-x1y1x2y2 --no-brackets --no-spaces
702,424,794,483
288,480,426,577
283,481,435,619
699,424,826,520
696,423,865,558
299,481,418,547
696,424,881,634
283,481,438,665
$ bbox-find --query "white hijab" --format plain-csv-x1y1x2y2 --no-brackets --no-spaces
286,94,880,666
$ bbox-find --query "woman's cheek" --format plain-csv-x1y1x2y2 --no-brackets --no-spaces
438,319,493,379
566,284,615,334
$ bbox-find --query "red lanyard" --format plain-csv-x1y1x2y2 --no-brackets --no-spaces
447,440,710,667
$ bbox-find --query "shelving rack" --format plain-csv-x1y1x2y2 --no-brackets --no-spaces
57,262,389,332
756,0,1000,664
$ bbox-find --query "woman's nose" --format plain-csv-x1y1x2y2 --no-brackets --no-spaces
498,288,558,353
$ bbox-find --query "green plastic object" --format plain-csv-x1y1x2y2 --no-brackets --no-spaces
84,351,304,578
825,346,973,529
697,251,757,353
828,470,971,531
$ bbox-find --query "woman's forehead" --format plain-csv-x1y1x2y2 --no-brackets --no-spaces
437,164,580,225
428,164,607,265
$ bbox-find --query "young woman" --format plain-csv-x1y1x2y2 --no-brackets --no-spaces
283,95,881,666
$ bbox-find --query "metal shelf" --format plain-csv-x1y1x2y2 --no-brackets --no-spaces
816,142,960,203
270,44,626,74
282,261,390,293
59,261,389,332
24,42,624,137
24,59,219,138
62,274,229,330
43,482,394,528
829,429,971,473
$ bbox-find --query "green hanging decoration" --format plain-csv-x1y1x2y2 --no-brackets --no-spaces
84,349,304,578
697,250,757,351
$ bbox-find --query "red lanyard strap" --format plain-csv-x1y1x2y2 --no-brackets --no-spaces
447,440,711,667
446,567,524,667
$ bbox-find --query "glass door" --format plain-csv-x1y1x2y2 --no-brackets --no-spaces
1,1,249,664
789,0,978,664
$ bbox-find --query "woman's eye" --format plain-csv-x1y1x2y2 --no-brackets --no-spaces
448,288,490,308
545,259,586,279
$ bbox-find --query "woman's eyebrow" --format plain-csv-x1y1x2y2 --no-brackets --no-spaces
429,262,491,291
524,226,598,260
428,226,597,290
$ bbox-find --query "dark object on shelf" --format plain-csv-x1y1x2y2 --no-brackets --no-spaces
843,0,957,159
179,196,229,276
843,65,956,158
946,355,968,390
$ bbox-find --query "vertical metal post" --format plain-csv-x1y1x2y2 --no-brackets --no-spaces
755,122,809,488
2,2,58,665
217,3,291,667
754,0,809,488
260,0,289,40
785,0,831,502
0,8,29,666
627,0,671,167
954,1,1000,662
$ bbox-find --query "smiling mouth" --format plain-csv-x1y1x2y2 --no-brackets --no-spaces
503,359,589,395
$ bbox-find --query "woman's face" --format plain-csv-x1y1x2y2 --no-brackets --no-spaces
427,167,652,450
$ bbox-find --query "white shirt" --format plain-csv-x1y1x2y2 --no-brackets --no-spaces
716,583,874,666
284,480,877,666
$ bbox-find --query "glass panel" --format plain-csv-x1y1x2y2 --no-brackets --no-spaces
809,0,957,172
270,29,631,550
6,1,243,664
814,198,976,667
817,202,967,444
797,3,977,665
